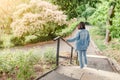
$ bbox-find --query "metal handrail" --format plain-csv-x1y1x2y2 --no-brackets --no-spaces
60,38,74,49
54,36,75,66
54,36,74,49
36,36,76,80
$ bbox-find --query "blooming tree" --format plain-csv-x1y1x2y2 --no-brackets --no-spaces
11,0,67,37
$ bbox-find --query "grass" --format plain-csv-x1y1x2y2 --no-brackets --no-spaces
90,26,120,64
90,27,107,51
0,48,56,80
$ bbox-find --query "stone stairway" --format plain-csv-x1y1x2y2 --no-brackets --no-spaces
37,26,120,80
56,66,120,80
39,71,78,80
38,55,120,80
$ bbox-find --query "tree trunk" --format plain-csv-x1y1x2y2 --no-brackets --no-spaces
105,5,115,43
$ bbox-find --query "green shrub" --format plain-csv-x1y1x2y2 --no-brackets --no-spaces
88,1,112,37
110,11,120,38
57,19,80,37
0,48,56,80
90,26,106,36
15,52,35,80
94,39,107,51
90,27,107,51
44,48,56,64
0,34,14,48
25,35,38,44
0,51,35,80
11,36,25,46
81,5,95,21
0,40,3,48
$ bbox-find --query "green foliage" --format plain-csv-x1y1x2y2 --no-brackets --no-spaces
0,48,56,79
0,34,14,48
76,5,86,17
47,0,100,19
44,48,56,64
110,42,120,50
89,1,109,26
48,0,79,19
110,1,120,38
81,5,95,21
25,35,38,44
95,40,107,51
89,0,120,39
0,51,35,80
11,36,25,46
0,40,3,48
90,28,107,51
57,18,80,37
88,0,109,36
15,52,35,80
91,26,106,36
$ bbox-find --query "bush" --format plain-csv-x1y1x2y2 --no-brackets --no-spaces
10,0,67,38
57,18,80,37
0,34,15,48
0,40,3,48
81,5,95,21
44,48,56,64
110,11,120,38
0,48,56,80
24,35,53,44
25,35,38,44
90,27,107,51
88,1,108,26
0,51,35,80
11,36,25,46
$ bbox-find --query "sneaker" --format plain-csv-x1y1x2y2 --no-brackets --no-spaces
84,64,87,67
84,64,87,69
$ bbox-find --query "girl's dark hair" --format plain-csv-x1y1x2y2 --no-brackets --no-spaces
77,22,85,29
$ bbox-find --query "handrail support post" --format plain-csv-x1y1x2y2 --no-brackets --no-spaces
70,47,73,64
56,38,60,66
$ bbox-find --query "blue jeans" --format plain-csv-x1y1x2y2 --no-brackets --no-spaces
78,50,87,68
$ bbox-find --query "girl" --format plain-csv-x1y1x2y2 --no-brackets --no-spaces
67,22,90,68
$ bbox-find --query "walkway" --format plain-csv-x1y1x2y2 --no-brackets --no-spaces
38,39,120,80
38,26,120,80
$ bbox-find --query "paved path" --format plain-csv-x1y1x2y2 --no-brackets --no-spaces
38,26,120,80
38,42,120,80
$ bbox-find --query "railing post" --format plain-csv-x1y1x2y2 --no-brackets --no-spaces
56,38,60,66
70,47,73,64
76,51,79,65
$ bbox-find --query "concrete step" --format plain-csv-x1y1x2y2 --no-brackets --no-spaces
38,55,120,80
87,55,116,72
59,54,118,72
39,71,78,80
56,66,120,80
